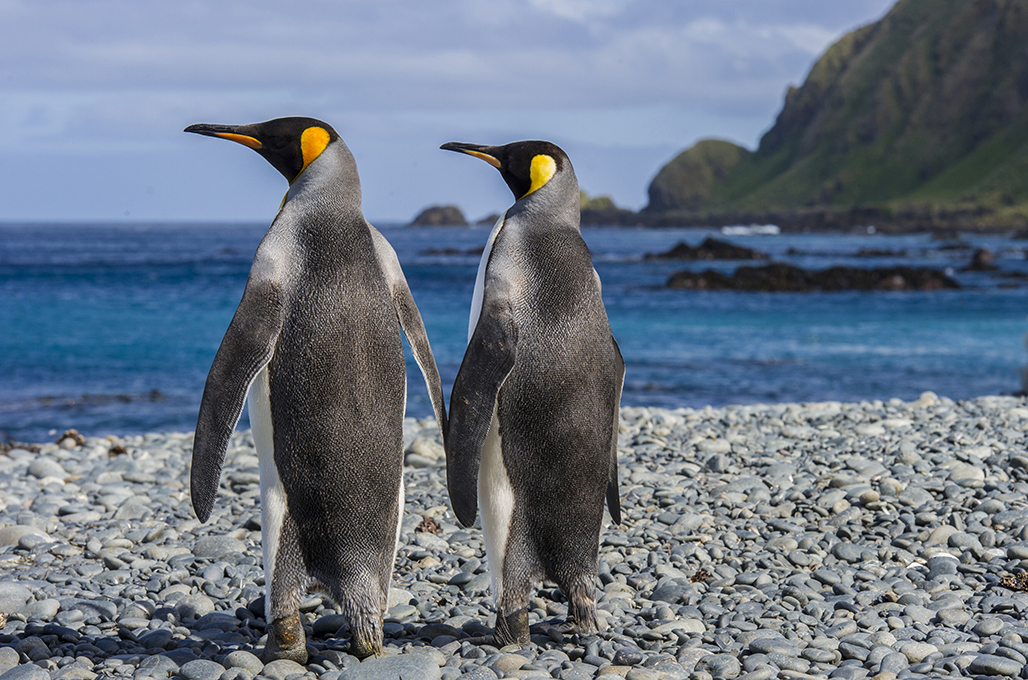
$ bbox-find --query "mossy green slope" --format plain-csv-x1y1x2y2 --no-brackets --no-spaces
647,0,1028,222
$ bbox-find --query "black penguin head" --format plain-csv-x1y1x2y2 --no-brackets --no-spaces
440,140,569,200
185,117,340,183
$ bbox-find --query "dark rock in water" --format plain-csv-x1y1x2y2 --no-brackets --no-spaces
410,205,468,227
962,247,997,271
419,246,485,256
475,213,501,226
646,237,769,261
855,248,906,257
667,262,960,292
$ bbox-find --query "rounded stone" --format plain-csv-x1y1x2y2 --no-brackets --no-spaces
20,598,60,620
223,651,263,675
0,583,34,614
973,618,1006,637
175,594,216,620
0,526,50,548
966,654,1022,677
748,638,799,657
613,647,644,666
345,654,442,680
28,456,66,479
0,664,51,680
879,652,909,673
179,659,227,680
192,536,246,559
0,648,19,676
698,654,742,680
900,642,938,664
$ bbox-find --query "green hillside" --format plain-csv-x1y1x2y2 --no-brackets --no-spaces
646,0,1028,228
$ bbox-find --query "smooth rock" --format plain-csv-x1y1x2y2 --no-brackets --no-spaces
345,654,442,680
0,665,50,680
192,536,246,559
966,653,1022,676
179,660,227,680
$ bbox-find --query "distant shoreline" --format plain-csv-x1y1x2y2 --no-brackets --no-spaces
577,206,1028,235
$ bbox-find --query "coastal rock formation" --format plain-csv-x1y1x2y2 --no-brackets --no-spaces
645,237,769,261
668,262,960,292
579,192,638,226
647,140,751,213
962,247,998,271
643,0,1028,229
410,205,467,227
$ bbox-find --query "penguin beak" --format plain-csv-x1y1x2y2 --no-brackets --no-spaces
185,123,263,150
440,142,501,169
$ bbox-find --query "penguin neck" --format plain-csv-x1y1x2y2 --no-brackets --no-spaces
285,141,363,212
510,172,580,231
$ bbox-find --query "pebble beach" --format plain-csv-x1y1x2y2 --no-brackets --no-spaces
1,393,1028,680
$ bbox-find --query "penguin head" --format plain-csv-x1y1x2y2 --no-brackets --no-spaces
440,140,572,201
185,117,340,184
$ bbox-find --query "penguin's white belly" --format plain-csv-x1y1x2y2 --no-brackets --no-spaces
469,211,506,342
249,366,287,617
478,406,514,604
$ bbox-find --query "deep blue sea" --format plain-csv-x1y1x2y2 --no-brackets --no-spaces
1,223,1026,443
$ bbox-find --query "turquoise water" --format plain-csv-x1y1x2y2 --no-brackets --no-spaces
1,223,1025,442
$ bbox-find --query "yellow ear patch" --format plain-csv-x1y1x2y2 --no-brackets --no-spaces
525,154,557,197
300,126,331,174
213,132,263,150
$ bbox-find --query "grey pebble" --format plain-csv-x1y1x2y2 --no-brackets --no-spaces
967,653,1023,676
0,667,50,680
0,583,34,614
192,536,246,559
28,457,65,479
0,650,19,677
344,654,442,680
257,660,307,680
222,652,262,675
178,660,226,680
613,647,644,666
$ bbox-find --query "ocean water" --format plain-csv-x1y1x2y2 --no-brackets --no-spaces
1,222,1026,443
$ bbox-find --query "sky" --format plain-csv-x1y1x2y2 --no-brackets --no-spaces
0,0,896,224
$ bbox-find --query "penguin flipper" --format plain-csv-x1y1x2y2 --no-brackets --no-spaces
446,301,517,527
607,335,625,525
192,279,284,523
369,225,448,437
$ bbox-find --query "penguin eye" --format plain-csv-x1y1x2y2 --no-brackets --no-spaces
523,154,557,197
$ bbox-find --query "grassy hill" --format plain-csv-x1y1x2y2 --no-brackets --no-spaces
645,0,1028,230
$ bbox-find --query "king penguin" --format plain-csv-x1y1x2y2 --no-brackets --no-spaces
185,117,447,662
440,140,623,646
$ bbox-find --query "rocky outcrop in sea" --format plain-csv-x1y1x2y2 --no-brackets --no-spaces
667,263,960,292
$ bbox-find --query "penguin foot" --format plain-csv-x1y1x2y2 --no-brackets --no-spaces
262,613,308,664
348,636,383,659
347,615,384,659
463,607,529,647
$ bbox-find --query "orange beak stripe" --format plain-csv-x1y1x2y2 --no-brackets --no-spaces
464,150,501,168
213,132,263,150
